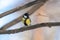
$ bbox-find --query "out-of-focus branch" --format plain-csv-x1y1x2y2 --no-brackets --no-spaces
0,22,60,34
0,0,43,18
0,0,47,30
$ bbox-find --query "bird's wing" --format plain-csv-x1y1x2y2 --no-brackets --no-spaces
22,18,25,23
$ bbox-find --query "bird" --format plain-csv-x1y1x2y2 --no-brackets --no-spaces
22,13,31,26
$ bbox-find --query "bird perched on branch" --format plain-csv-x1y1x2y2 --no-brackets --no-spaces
22,13,31,26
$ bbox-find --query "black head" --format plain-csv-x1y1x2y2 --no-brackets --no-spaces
24,13,29,16
23,13,29,18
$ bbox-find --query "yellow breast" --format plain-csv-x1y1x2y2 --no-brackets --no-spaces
26,19,31,26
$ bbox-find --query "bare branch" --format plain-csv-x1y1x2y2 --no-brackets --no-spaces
0,22,60,34
0,0,45,18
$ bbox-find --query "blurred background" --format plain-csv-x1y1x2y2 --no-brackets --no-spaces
0,0,60,40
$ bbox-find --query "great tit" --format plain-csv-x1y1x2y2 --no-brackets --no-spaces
22,13,31,26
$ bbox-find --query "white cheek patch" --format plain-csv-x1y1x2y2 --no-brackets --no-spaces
24,16,27,18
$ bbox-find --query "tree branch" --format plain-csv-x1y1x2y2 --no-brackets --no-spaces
0,22,60,34
0,0,46,18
